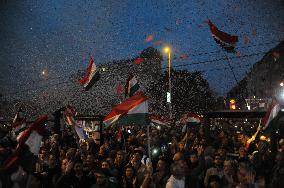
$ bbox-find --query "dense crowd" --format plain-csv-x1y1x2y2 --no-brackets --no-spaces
0,118,283,188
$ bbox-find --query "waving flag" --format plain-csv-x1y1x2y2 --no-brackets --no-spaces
182,113,202,124
207,19,238,52
262,98,282,133
181,113,202,132
103,91,149,127
64,106,87,140
149,115,167,126
79,56,100,91
17,115,48,155
125,73,140,98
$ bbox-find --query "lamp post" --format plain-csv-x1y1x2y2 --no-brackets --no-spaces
164,47,172,119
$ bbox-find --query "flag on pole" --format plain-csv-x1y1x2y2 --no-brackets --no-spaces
262,98,281,132
125,73,140,98
207,19,238,52
64,106,87,140
180,113,202,132
103,91,149,127
17,115,48,155
181,113,202,125
149,115,167,126
79,56,100,91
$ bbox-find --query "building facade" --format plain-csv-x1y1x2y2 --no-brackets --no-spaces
228,41,284,110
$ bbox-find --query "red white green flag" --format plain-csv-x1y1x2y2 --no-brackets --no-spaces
262,98,281,132
79,56,100,91
17,115,48,155
103,91,149,127
125,73,140,98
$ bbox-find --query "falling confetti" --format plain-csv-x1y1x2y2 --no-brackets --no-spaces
252,29,257,37
244,35,250,45
235,51,241,57
144,34,154,43
180,54,189,59
0,0,283,118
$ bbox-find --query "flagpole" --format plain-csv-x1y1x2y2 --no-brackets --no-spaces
121,125,127,152
147,124,151,161
70,126,84,156
223,54,248,108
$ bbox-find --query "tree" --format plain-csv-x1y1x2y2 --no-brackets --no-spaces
148,70,216,116
140,47,163,62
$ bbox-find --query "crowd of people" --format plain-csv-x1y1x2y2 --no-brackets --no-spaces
0,117,283,188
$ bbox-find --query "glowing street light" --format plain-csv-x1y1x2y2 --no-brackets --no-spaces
164,46,172,119
280,82,284,87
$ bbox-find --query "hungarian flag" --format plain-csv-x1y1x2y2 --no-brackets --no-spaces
149,115,167,126
17,115,48,155
64,106,87,140
262,98,282,133
181,113,202,132
125,73,140,98
103,91,149,127
207,19,238,52
79,56,100,91
181,113,202,124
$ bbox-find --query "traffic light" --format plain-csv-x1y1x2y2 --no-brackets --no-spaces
230,99,236,110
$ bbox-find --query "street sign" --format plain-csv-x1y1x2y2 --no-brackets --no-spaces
167,92,171,103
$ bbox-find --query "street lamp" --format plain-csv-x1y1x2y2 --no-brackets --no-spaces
164,47,172,119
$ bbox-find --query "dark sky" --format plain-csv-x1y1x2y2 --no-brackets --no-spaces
0,0,283,99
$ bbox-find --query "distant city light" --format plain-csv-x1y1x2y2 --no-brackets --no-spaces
102,67,106,72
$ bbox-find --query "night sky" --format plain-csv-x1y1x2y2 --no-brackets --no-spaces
1,0,283,99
